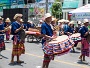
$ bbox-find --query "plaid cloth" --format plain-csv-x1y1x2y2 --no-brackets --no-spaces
43,38,74,56
12,35,25,56
6,30,10,40
0,35,5,51
81,38,90,57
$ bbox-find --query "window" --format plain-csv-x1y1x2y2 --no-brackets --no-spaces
88,0,90,3
83,0,85,5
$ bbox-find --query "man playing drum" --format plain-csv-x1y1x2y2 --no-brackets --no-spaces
41,13,55,68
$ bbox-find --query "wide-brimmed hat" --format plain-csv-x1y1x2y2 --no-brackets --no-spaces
44,13,52,19
39,20,43,22
65,20,69,23
83,19,89,23
0,16,3,20
20,19,24,22
27,20,33,24
77,21,81,24
69,21,74,25
13,13,23,20
5,18,11,22
58,20,63,23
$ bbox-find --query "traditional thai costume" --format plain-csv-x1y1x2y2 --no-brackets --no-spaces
41,22,53,63
0,23,5,51
11,21,25,56
79,26,90,57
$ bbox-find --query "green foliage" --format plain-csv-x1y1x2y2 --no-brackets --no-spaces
51,2,62,19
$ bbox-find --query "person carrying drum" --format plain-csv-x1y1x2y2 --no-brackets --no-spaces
0,17,5,59
78,19,90,62
10,14,25,63
64,21,75,52
41,13,55,68
4,18,11,41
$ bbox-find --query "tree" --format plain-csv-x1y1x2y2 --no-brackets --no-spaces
51,2,62,19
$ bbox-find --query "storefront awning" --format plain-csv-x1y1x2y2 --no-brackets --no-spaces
62,0,80,9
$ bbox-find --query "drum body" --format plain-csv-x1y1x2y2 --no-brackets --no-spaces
43,35,74,56
70,33,81,42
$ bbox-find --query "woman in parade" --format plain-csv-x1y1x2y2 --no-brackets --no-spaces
10,14,25,63
64,21,75,52
0,17,5,59
79,19,90,62
4,18,11,41
41,13,55,68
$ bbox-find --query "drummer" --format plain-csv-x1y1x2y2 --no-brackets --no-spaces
10,14,25,63
78,19,89,62
64,21,74,35
41,13,55,68
4,18,11,41
0,17,5,59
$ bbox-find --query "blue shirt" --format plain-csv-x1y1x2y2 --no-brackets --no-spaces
0,23,4,34
11,21,23,35
64,26,74,35
79,26,88,38
41,22,53,45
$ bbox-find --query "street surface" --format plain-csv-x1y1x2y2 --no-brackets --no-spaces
0,35,90,68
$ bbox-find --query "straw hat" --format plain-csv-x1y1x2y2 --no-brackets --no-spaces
27,20,33,24
39,20,43,22
0,16,3,20
13,14,23,20
5,18,11,22
65,20,69,23
83,19,89,23
58,20,63,23
69,21,74,25
20,19,24,22
44,13,52,19
77,21,81,24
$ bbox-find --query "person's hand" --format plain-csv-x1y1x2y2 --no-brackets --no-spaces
86,31,89,35
20,25,24,30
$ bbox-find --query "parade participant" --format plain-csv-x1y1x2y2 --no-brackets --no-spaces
10,14,25,63
4,18,11,41
58,20,64,36
41,13,55,68
50,17,57,37
64,21,75,52
27,20,35,29
63,20,70,35
79,19,90,62
0,17,5,59
64,21,74,35
38,20,43,27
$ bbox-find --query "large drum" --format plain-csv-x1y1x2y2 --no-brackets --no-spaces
70,33,81,42
43,35,74,56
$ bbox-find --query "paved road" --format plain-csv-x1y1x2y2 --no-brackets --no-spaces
0,36,90,68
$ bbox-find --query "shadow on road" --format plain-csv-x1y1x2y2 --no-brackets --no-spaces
0,54,8,59
8,61,26,66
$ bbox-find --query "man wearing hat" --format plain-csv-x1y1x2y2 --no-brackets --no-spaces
4,18,11,41
41,13,55,68
0,16,5,59
78,19,90,62
10,14,25,63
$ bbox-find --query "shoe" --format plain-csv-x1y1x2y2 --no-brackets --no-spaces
82,61,88,64
17,60,24,63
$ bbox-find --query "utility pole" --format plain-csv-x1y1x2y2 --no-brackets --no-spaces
46,0,48,13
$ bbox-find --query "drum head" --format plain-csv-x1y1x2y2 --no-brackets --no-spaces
71,33,81,37
49,35,68,44
19,30,26,40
